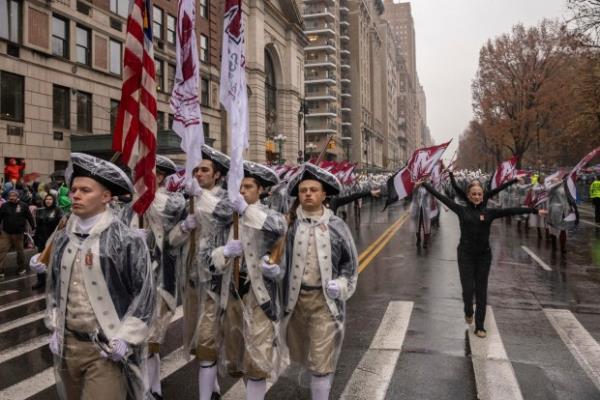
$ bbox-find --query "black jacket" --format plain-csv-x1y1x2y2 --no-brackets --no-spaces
34,206,63,250
423,182,538,253
0,201,35,234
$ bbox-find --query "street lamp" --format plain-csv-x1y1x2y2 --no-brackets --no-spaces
274,134,287,165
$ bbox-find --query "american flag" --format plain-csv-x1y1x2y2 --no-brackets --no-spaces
112,0,157,215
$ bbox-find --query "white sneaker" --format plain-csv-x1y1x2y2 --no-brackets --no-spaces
17,269,27,276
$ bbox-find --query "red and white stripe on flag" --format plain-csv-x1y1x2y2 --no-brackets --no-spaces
393,141,451,200
112,0,157,215
491,156,518,190
566,146,600,201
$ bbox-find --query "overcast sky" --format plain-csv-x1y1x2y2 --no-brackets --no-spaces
402,0,570,153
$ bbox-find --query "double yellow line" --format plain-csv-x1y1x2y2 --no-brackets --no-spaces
358,212,409,273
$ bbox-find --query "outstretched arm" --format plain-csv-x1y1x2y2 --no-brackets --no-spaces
489,206,538,220
449,172,468,203
422,182,461,214
485,178,518,201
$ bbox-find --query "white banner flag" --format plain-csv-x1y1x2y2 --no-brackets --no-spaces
170,0,204,183
220,0,249,200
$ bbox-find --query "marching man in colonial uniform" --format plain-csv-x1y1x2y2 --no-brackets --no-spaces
210,161,286,400
30,153,155,399
283,163,359,400
133,155,186,400
168,145,238,400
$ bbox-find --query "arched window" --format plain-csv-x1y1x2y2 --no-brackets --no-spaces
264,50,276,117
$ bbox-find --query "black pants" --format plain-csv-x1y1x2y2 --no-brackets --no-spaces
457,248,492,331
593,198,600,223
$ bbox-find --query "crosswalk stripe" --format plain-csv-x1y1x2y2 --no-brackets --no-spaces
221,380,273,400
339,301,414,400
0,293,45,313
520,246,551,271
470,306,524,400
544,308,600,391
0,310,44,334
580,220,600,228
0,274,37,286
0,335,48,364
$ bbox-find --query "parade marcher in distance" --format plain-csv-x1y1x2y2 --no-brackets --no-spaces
283,163,359,400
210,161,287,400
119,155,186,400
590,174,600,223
168,145,234,400
29,153,155,399
32,194,64,290
420,178,546,338
0,189,35,278
547,178,578,254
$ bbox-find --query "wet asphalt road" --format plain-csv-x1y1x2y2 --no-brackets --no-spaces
0,198,599,399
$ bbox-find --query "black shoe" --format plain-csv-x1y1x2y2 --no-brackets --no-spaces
31,282,45,290
211,392,221,400
150,392,164,400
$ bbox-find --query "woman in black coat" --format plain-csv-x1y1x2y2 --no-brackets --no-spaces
421,179,547,338
32,194,63,290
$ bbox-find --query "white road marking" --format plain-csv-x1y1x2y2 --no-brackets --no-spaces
339,301,414,400
0,335,48,364
0,293,45,313
0,311,44,334
0,273,37,286
520,246,551,271
544,309,600,391
499,261,530,267
222,380,274,400
0,290,18,298
469,306,524,400
580,220,600,228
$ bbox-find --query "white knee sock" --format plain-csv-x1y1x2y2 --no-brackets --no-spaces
245,379,266,400
198,361,218,400
147,353,162,395
310,374,332,400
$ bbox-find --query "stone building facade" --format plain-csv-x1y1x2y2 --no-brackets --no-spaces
0,0,305,181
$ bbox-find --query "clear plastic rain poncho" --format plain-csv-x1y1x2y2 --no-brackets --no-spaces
281,205,359,387
208,201,288,380
409,185,433,234
168,185,233,359
44,153,155,400
547,182,578,236
514,182,533,222
275,163,360,386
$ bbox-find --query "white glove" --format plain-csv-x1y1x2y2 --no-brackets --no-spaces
29,253,47,274
326,280,340,299
181,214,197,233
260,258,280,279
231,194,248,215
185,179,202,197
49,330,60,356
223,240,243,258
100,338,128,362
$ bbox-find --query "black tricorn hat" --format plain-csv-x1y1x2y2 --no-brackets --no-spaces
243,161,279,188
67,153,134,197
201,144,230,175
156,155,178,176
288,163,341,196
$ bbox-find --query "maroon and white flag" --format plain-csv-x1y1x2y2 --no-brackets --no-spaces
170,0,204,183
490,156,518,190
566,146,600,201
220,0,249,201
393,140,451,200
112,0,157,215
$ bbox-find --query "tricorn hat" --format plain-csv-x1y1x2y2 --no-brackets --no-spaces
156,155,178,176
287,163,341,196
67,153,134,197
243,161,279,188
201,145,230,175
